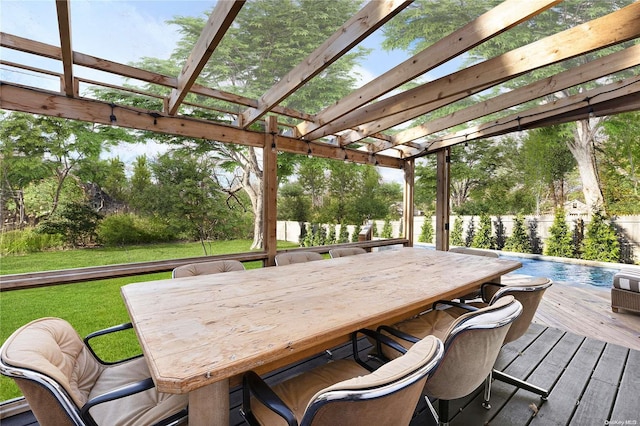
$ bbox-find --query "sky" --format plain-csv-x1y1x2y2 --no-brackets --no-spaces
0,0,441,183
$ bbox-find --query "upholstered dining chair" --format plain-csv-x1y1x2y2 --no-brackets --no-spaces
274,251,323,266
455,277,553,408
0,317,188,426
328,247,367,258
172,259,245,277
240,331,444,426
378,296,522,426
448,246,499,258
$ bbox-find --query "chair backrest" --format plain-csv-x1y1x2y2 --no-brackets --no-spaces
423,296,522,401
302,335,444,426
172,259,245,278
329,247,367,258
448,247,499,258
0,317,104,426
275,251,324,266
483,277,552,345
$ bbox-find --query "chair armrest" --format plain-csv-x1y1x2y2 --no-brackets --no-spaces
480,282,505,303
83,322,141,365
80,377,156,426
242,371,297,426
351,329,408,370
377,325,421,345
432,299,480,311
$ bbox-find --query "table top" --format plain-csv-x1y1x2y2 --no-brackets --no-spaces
121,247,520,394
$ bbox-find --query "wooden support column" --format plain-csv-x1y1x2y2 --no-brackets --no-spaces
263,116,278,266
403,159,415,247
435,148,451,251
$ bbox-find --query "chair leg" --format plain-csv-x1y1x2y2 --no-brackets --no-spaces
438,399,450,426
424,396,439,425
492,369,549,400
482,372,492,409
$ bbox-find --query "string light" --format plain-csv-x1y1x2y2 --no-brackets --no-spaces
109,104,117,123
307,141,313,158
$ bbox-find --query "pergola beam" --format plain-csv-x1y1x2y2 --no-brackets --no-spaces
0,82,405,169
55,0,74,96
423,75,640,154
309,2,640,140
240,0,411,128
167,0,245,116
297,0,562,140
373,44,640,151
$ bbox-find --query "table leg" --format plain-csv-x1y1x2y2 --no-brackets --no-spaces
188,379,229,426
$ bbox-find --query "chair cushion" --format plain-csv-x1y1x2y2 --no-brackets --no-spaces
613,269,640,293
172,259,245,277
87,357,188,426
1,317,104,407
252,360,370,426
275,252,323,265
329,248,367,258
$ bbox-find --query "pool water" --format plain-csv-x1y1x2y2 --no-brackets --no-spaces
500,255,619,288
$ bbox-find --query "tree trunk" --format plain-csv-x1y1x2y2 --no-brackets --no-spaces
567,118,605,213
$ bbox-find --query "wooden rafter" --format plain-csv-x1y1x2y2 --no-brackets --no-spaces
55,0,74,96
296,0,562,140
307,2,640,141
362,44,640,153
167,0,245,115
421,75,640,155
240,0,411,129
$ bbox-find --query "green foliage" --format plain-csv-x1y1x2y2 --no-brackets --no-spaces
326,224,336,245
528,218,543,254
545,209,574,258
338,223,349,243
371,221,378,238
311,224,326,246
450,216,464,246
581,211,620,262
0,228,64,255
418,216,434,244
299,222,308,246
352,224,361,242
504,213,532,253
36,202,102,247
464,217,475,247
472,213,493,249
96,213,173,246
278,182,311,221
381,219,393,239
493,216,506,250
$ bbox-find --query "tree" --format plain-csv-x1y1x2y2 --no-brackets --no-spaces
504,213,531,254
278,182,310,221
381,219,393,239
383,0,635,213
581,210,620,262
472,213,493,249
450,216,464,246
156,0,365,249
600,112,640,214
493,216,506,250
464,217,475,247
545,208,574,258
338,223,349,243
418,216,434,244
37,202,102,247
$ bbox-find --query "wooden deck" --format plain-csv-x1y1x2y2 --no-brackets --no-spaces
3,281,640,426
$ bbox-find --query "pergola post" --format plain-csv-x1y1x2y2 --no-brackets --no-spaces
435,148,451,251
403,158,415,247
263,116,278,266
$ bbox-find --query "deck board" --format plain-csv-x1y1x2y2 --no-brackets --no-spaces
610,349,640,422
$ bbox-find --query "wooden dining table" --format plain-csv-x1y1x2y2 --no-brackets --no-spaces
121,247,521,425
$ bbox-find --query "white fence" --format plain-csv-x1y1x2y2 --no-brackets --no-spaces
278,215,640,262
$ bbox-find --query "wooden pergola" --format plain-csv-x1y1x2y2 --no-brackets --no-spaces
1,0,640,266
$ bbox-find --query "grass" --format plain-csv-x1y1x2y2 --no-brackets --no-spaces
0,239,299,401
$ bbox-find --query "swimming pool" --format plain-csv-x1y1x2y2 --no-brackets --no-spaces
500,255,619,288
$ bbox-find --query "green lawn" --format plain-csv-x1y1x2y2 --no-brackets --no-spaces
0,240,298,401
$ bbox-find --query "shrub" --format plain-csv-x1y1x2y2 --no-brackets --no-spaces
338,223,349,243
464,217,476,247
472,214,493,249
327,224,336,245
545,208,574,258
37,202,102,247
450,216,464,246
381,219,393,239
352,224,361,242
418,216,434,244
581,210,620,262
493,216,506,250
528,218,543,254
0,228,65,255
504,213,531,253
96,213,172,246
